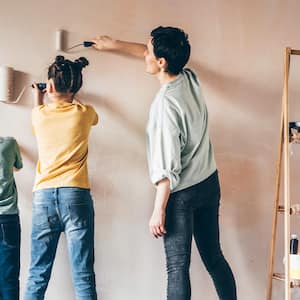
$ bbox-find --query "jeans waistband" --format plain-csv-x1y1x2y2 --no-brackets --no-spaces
172,170,219,195
0,214,19,223
33,187,90,195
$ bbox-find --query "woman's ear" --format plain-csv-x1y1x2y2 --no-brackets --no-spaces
158,57,168,71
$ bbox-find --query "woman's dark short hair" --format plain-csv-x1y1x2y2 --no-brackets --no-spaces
150,26,190,75
48,55,89,95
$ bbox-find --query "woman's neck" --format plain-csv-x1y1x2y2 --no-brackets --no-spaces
157,70,178,86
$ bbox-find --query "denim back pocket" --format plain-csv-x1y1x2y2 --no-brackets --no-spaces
68,203,92,228
32,205,49,229
1,222,20,248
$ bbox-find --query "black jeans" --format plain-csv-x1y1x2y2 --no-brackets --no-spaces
164,171,237,300
0,214,20,300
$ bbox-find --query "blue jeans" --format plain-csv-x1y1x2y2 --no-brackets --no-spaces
0,214,20,300
24,187,97,300
164,171,237,300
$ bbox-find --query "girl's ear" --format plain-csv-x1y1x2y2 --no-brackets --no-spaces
47,79,55,93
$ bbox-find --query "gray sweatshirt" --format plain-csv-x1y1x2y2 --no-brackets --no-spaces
146,68,216,193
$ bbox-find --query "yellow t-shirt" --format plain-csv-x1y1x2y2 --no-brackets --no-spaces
32,100,98,191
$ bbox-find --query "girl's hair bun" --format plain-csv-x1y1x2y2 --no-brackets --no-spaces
55,55,65,64
75,57,89,68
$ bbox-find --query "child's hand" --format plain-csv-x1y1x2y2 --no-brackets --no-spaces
91,36,118,51
32,82,46,106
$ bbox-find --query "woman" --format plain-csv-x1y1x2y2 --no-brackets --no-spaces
25,56,98,300
91,26,237,300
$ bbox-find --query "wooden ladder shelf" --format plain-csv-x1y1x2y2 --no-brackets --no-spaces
267,47,300,300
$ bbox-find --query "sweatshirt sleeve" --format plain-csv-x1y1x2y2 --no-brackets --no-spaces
148,98,183,191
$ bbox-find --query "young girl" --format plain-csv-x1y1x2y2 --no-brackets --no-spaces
0,136,22,300
92,27,237,300
25,56,98,300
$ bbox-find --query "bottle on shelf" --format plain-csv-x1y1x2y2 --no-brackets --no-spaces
290,234,299,254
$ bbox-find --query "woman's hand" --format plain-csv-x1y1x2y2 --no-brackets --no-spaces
149,208,167,238
91,36,118,51
149,178,170,238
32,82,46,106
91,36,146,58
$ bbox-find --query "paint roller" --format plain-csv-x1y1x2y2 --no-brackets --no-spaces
0,66,26,104
56,29,95,51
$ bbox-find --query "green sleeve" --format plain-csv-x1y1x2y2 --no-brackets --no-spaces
14,140,23,169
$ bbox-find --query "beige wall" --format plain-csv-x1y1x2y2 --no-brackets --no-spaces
1,0,300,299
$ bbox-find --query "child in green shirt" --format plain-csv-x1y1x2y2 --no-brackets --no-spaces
0,136,23,300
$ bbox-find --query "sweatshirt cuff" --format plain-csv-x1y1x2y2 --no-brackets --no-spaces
151,169,180,191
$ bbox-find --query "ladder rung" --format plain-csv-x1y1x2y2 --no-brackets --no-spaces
277,205,300,215
291,49,300,55
278,205,286,213
273,273,300,288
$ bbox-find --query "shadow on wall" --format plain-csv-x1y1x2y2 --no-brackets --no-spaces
190,60,282,123
79,91,146,141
